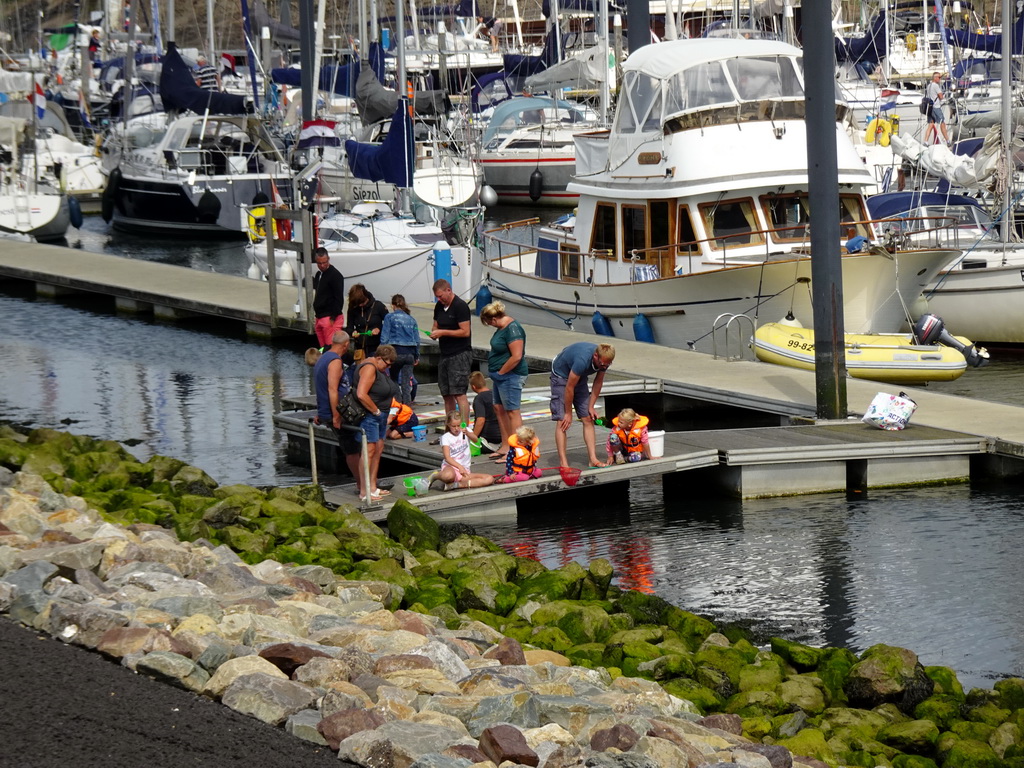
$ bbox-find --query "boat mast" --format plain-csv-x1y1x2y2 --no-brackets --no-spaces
206,0,215,61
396,0,412,216
599,0,609,125
1001,0,1013,244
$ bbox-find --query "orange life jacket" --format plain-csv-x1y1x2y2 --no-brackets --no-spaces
389,399,414,426
611,414,649,454
508,433,540,473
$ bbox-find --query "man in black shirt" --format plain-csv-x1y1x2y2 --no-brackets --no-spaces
430,278,472,423
313,247,345,348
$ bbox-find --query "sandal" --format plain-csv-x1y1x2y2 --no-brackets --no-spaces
488,452,505,459
370,489,391,500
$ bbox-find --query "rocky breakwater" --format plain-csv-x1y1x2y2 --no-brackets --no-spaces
1,426,1024,768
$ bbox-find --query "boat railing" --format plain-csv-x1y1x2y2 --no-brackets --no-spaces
480,214,963,284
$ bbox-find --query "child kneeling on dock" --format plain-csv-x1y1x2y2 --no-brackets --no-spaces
607,408,652,464
497,426,542,483
427,411,495,491
387,398,419,439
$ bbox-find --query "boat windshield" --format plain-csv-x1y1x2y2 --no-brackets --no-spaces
663,55,803,117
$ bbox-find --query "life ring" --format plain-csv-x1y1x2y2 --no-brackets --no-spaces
247,206,277,242
905,32,917,54
865,117,892,147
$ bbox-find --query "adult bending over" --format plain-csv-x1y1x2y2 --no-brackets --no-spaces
380,294,420,404
354,344,400,501
480,300,527,459
550,341,615,468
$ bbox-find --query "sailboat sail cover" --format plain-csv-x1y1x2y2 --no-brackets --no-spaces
946,9,1024,54
344,103,414,187
354,69,449,125
271,62,361,97
834,12,887,67
160,43,249,114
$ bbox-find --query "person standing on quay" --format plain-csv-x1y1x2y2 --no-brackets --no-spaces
430,278,472,424
313,247,345,349
312,331,361,488
380,294,420,405
550,341,615,469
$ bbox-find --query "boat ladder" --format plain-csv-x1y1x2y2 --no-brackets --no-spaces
13,194,32,230
712,313,755,362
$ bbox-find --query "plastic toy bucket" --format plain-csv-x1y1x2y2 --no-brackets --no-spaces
648,430,665,458
470,440,482,456
411,425,427,442
403,477,419,497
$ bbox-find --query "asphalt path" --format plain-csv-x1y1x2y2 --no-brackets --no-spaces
0,617,343,768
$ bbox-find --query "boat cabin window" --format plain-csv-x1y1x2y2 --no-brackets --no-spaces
614,75,638,134
761,193,810,242
677,205,699,255
665,61,734,115
560,244,582,282
622,204,646,258
839,195,869,237
622,73,663,133
591,202,617,259
699,198,764,249
725,57,803,102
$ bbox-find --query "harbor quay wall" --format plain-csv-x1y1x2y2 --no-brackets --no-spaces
3,425,1024,768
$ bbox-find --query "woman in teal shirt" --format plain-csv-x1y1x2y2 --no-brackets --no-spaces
480,301,528,459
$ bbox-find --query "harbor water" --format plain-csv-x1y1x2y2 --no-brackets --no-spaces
1,214,1023,691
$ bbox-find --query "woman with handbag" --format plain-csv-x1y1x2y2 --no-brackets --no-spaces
353,344,400,501
344,284,388,364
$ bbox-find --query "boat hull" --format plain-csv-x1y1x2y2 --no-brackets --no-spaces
479,155,578,207
0,194,70,242
752,322,968,384
924,263,1024,344
484,248,957,353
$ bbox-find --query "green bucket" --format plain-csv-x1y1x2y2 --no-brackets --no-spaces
469,440,482,457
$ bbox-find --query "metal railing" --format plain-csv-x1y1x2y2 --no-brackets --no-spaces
712,313,756,361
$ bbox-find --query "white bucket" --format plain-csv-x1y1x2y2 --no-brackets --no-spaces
648,430,665,458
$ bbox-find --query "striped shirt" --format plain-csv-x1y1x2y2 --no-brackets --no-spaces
195,64,219,91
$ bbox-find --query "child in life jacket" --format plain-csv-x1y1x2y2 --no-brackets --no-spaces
607,408,652,463
386,398,419,439
497,426,542,483
427,411,496,491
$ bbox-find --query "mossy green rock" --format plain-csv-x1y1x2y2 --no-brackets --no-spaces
914,694,964,731
171,465,218,495
386,499,441,552
994,679,1024,712
147,455,187,482
0,438,30,468
428,603,460,629
892,756,939,768
462,608,506,631
942,738,1001,768
355,557,417,590
779,676,827,715
661,677,723,714
268,485,324,505
777,727,837,766
449,568,519,615
273,545,313,566
771,636,824,669
66,451,122,483
990,721,1022,758
924,666,965,699
516,561,587,602
660,607,715,650
816,647,857,705
532,602,611,645
333,530,403,561
221,525,272,554
614,589,671,626
529,626,573,652
696,664,734,699
404,575,456,610
877,719,940,753
695,645,749,687
202,496,261,528
739,658,785,692
621,640,663,663
742,717,774,740
951,720,995,742
213,483,265,501
22,448,66,477
440,533,502,558
819,707,888,740
837,750,878,768
965,701,1012,727
580,558,614,600
566,643,607,667
513,557,547,580
725,689,786,717
260,514,305,541
260,496,306,518
608,627,664,645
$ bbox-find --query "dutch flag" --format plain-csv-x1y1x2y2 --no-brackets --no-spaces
880,88,900,112
33,82,46,120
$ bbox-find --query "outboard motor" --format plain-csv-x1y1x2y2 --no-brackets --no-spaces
913,313,991,368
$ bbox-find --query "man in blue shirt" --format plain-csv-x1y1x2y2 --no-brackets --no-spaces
550,341,615,468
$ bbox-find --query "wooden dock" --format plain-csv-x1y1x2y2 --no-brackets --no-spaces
3,240,1022,519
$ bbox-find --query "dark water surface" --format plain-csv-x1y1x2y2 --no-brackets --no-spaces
1,214,1022,691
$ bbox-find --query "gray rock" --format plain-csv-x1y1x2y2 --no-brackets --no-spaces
0,544,22,576
1,560,59,593
0,581,15,610
45,577,96,604
72,568,113,596
18,540,106,571
136,650,211,693
290,564,337,592
8,590,50,624
148,595,224,620
535,695,613,732
194,564,268,594
196,641,233,673
337,720,469,768
307,613,349,633
410,640,472,682
285,709,329,746
0,466,14,488
776,710,807,738
585,754,660,768
409,755,472,768
732,744,793,768
467,691,541,737
221,672,318,726
317,708,387,750
47,600,129,647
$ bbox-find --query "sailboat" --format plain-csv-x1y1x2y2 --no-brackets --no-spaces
0,116,71,242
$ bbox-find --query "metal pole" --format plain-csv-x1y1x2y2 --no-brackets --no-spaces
803,0,847,419
267,210,278,326
360,431,372,504
299,0,315,123
1001,0,1013,244
627,0,651,53
308,419,319,485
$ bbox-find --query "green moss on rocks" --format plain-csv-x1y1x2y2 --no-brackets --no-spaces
942,738,1002,768
517,561,587,603
772,636,825,669
924,666,965,699
661,678,723,714
777,727,837,766
914,694,964,731
386,499,441,552
877,719,940,754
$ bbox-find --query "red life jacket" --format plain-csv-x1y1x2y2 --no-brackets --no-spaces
611,414,649,455
389,398,413,426
508,433,540,473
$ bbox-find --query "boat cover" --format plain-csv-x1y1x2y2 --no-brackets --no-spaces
866,191,982,220
159,43,249,115
345,103,414,187
354,69,448,125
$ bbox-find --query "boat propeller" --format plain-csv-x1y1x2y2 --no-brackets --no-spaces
913,314,990,368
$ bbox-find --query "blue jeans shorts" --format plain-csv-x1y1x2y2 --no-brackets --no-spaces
360,410,389,443
490,371,527,411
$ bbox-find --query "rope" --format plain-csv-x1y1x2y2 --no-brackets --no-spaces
487,276,578,329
